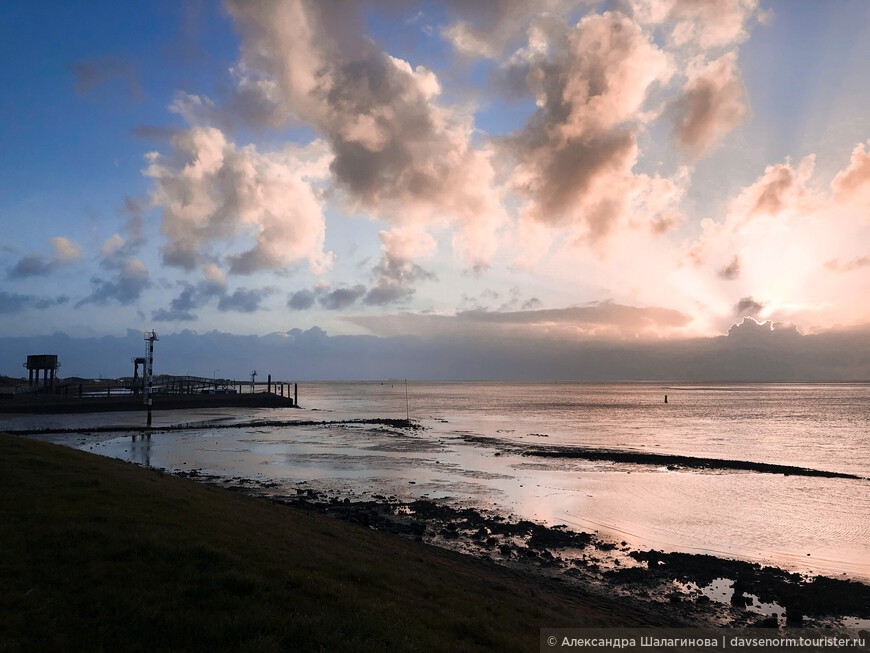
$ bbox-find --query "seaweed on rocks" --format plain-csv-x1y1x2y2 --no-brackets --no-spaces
605,550,870,620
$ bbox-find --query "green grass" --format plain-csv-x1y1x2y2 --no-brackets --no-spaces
0,432,655,652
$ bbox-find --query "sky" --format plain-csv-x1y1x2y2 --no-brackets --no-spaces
2,0,870,380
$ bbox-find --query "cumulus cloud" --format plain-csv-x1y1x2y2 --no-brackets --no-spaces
739,156,819,218
100,196,147,270
286,284,370,312
726,316,799,341
10,237,82,278
152,288,197,322
672,52,746,158
319,285,367,311
501,11,684,248
629,0,761,49
224,0,507,268
441,0,584,59
679,141,870,331
287,289,317,311
285,252,436,312
0,291,68,314
832,139,870,206
217,287,275,313
686,154,821,267
77,258,150,307
363,254,437,306
146,126,333,274
151,263,230,322
69,55,142,100
11,254,53,278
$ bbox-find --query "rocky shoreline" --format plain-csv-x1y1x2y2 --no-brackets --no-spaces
175,468,870,632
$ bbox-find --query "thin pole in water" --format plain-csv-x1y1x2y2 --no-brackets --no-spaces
405,379,409,424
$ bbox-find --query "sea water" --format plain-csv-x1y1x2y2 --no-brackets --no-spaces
5,382,869,581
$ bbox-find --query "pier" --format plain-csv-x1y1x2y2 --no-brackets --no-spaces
0,374,299,414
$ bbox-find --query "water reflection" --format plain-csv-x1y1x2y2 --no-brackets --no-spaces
130,433,152,467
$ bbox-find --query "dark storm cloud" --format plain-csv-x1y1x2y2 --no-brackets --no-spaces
734,296,764,317
718,254,741,280
287,289,317,311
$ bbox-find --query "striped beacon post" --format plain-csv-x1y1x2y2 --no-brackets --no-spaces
144,330,159,429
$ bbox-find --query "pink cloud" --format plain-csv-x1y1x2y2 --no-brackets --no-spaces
630,0,761,49
832,139,870,205
672,53,746,159
145,126,333,274
441,0,584,60
503,11,677,246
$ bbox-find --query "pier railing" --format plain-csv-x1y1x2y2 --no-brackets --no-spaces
1,375,298,404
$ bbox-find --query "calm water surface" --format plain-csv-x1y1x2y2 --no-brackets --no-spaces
6,382,869,581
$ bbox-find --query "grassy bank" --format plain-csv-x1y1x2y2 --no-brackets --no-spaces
0,433,658,652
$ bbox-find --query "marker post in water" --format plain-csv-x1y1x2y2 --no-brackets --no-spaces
144,330,159,429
